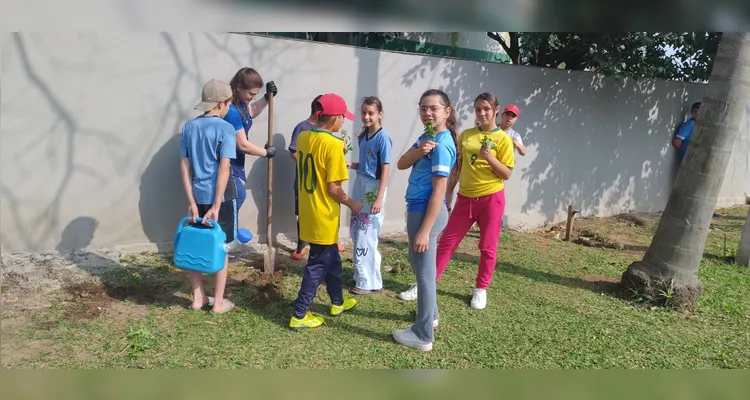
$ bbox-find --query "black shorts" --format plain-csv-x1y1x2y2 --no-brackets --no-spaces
197,200,237,243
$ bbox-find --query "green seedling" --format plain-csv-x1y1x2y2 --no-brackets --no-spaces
481,135,496,149
364,188,378,205
424,121,437,141
340,129,353,154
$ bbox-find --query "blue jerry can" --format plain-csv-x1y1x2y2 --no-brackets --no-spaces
172,216,228,274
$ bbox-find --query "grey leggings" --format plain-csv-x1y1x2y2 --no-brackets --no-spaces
406,205,449,343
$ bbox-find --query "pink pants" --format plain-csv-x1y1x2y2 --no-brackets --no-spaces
436,189,505,289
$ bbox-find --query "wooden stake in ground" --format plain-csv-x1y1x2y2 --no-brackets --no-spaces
565,204,579,241
263,92,276,273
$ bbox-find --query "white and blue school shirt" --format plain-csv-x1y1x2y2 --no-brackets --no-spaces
356,127,393,180
404,129,457,213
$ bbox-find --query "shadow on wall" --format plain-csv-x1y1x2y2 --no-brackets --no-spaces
247,133,297,241
57,216,120,274
400,56,491,145
56,216,99,253
515,70,691,222
139,134,187,252
403,55,693,224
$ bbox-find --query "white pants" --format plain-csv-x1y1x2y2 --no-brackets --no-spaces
349,175,387,290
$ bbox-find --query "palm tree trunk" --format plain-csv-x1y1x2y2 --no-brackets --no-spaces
621,32,750,308
737,208,750,266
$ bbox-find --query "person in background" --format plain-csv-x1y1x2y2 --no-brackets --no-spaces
499,104,526,156
672,102,716,217
673,101,701,161
288,95,322,260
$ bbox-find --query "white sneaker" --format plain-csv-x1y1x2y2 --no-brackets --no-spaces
470,288,487,309
433,319,439,328
393,327,432,351
398,284,418,301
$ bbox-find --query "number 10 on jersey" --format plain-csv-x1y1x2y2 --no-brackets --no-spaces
297,151,317,194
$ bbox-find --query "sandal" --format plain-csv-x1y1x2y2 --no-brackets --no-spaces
210,300,235,315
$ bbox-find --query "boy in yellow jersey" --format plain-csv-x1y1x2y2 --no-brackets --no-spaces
289,93,364,330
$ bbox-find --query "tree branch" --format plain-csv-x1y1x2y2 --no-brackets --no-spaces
487,32,514,63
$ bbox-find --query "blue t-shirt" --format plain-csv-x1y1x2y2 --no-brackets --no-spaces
289,119,316,152
356,127,393,180
180,115,238,205
223,103,253,178
404,129,457,212
674,118,695,160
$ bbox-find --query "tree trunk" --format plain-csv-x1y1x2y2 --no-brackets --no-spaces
508,32,520,64
620,32,750,309
737,208,750,266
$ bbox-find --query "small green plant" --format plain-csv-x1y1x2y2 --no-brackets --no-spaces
424,121,437,141
580,229,610,244
658,279,675,305
122,324,157,361
363,188,378,205
123,271,142,287
481,135,496,149
340,129,353,154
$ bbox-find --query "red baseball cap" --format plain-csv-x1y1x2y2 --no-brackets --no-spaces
316,93,355,120
504,104,520,116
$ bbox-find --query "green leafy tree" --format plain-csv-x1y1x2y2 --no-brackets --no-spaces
487,32,720,82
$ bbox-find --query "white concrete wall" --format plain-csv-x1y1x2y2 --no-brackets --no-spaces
1,32,748,254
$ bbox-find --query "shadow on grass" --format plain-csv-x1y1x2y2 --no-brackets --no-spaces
219,251,413,344
703,253,737,265
497,261,623,297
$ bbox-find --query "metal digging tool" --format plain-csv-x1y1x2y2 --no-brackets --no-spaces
263,92,277,273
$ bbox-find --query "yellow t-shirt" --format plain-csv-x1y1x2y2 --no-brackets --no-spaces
457,127,515,198
296,129,349,245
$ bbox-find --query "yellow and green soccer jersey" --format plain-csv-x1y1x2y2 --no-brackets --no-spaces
457,127,515,198
296,129,349,245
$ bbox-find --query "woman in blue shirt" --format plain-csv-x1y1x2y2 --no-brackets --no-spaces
223,67,278,211
393,89,458,352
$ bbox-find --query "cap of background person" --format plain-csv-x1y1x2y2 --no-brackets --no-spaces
504,104,520,116
316,93,355,120
194,79,232,112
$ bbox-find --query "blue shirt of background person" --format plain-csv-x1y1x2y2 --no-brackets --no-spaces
290,120,316,154
405,129,457,212
180,115,238,205
673,101,701,161
356,127,393,180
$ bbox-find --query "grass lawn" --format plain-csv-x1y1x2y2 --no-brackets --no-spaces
2,205,749,369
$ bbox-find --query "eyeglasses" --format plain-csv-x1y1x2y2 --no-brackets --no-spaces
418,106,446,115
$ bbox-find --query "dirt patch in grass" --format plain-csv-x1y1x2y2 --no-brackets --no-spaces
222,254,290,309
536,212,659,256
62,281,115,320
